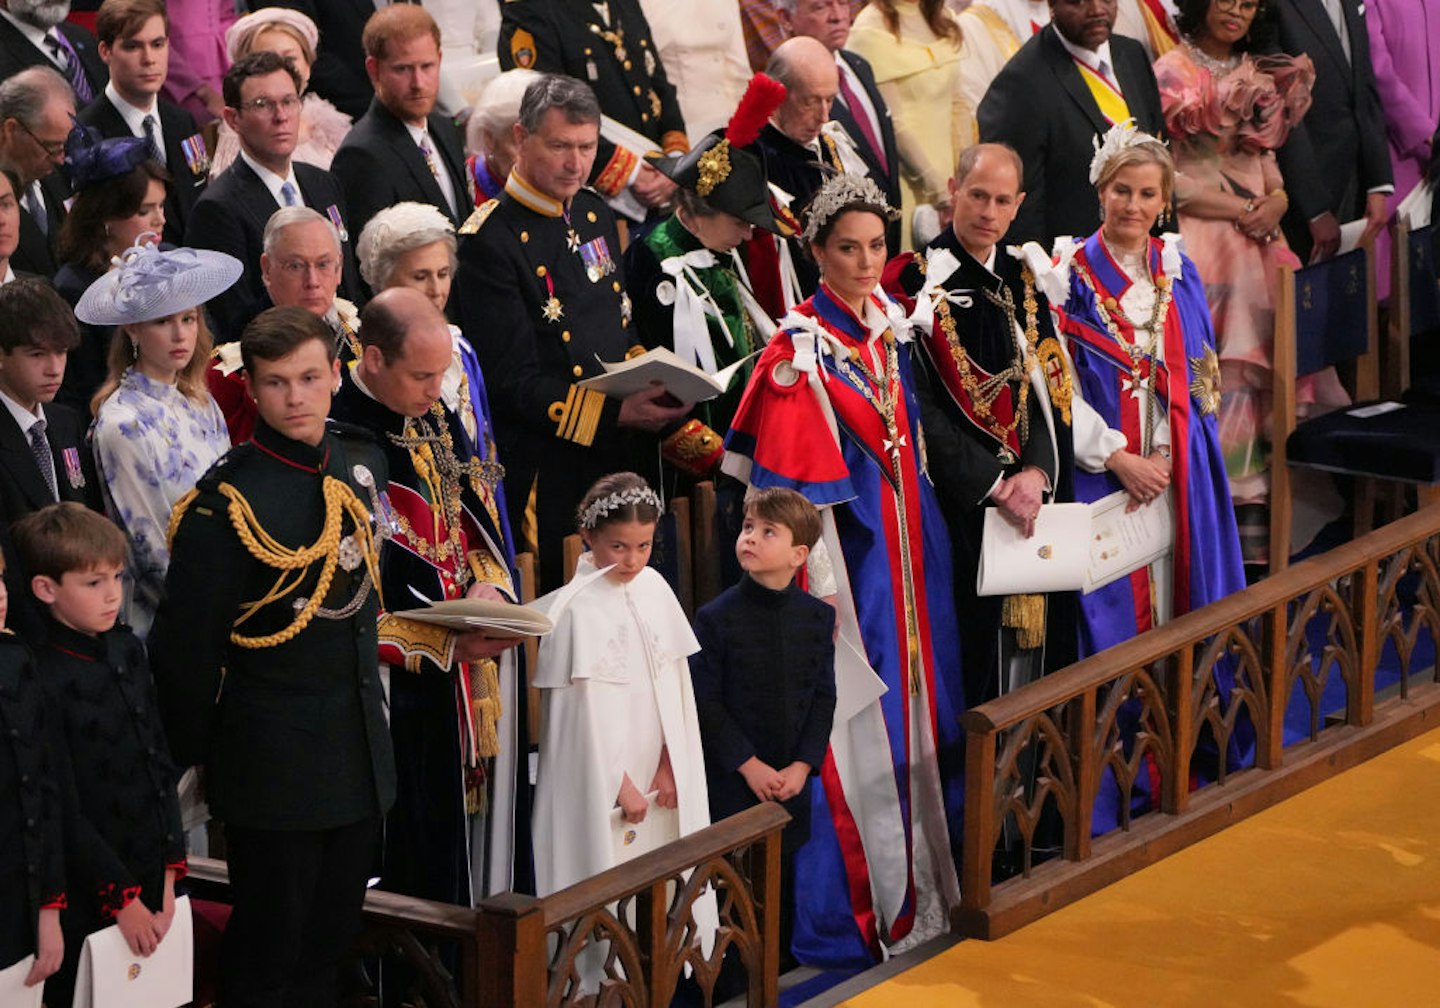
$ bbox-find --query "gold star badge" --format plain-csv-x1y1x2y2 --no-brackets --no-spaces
542,296,564,322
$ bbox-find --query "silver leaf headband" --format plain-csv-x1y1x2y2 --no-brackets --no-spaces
579,486,663,529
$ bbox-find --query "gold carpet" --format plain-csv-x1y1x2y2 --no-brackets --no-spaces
841,728,1440,1007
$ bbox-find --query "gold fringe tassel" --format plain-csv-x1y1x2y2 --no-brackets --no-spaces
1002,593,1047,650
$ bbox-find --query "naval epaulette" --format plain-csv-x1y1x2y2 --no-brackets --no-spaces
459,198,500,235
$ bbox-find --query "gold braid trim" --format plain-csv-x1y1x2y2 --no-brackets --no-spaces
166,487,201,550
217,477,380,649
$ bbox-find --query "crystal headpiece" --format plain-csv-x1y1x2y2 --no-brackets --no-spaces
579,486,663,529
1088,118,1165,186
800,174,899,246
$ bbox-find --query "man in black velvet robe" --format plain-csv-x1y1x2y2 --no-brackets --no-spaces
890,143,1078,706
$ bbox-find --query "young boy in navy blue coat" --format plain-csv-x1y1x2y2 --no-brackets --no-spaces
689,487,836,961
0,556,66,992
15,504,185,1008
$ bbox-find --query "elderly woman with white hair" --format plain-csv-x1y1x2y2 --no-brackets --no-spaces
209,7,353,178
464,69,540,206
356,201,506,484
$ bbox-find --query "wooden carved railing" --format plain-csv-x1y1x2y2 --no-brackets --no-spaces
187,802,788,1007
958,504,1440,940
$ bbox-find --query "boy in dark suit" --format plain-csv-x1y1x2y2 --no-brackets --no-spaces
0,279,101,636
14,503,185,1008
689,487,836,962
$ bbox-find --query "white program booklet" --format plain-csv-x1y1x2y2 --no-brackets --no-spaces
976,502,1092,596
0,955,44,1008
71,896,193,1008
1085,489,1174,593
610,792,681,864
578,347,758,404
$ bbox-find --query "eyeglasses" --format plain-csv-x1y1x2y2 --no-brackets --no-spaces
277,257,340,276
1214,0,1262,14
15,118,65,158
236,95,301,117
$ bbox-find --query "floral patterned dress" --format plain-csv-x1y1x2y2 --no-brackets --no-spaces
91,368,230,637
1155,45,1348,562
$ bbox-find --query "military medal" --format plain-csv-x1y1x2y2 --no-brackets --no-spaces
180,133,209,178
561,206,581,251
540,271,564,321
325,204,350,243
578,235,615,283
62,447,84,489
589,22,626,63
337,535,362,572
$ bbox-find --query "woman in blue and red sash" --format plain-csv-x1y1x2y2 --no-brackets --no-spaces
723,175,965,968
1032,121,1248,830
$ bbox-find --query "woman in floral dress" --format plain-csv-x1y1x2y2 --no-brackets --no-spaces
1156,0,1347,566
79,244,242,637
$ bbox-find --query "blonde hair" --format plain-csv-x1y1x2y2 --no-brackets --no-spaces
1094,137,1176,204
90,310,217,416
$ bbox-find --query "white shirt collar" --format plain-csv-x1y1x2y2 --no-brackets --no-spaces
1055,29,1114,77
0,264,14,285
403,120,432,147
0,386,45,435
104,80,159,137
239,147,299,206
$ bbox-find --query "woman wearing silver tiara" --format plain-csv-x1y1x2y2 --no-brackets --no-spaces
1024,121,1247,828
79,243,244,639
723,174,965,966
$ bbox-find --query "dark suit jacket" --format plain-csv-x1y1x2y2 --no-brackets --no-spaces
0,19,106,100
254,0,374,120
1275,0,1392,259
977,26,1166,247
0,636,66,967
184,157,361,340
76,94,207,247
834,48,901,250
11,174,68,278
0,399,102,639
331,99,472,240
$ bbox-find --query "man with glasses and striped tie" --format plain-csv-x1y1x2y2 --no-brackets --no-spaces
187,49,360,341
0,0,107,107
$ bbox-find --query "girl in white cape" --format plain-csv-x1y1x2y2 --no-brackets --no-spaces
531,473,717,982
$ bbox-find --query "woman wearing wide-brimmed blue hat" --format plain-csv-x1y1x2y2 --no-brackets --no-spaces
78,241,242,639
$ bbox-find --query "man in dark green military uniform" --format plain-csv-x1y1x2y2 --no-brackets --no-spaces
150,306,394,1008
453,74,689,589
498,0,687,218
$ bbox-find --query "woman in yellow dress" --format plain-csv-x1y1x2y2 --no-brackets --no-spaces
847,0,966,251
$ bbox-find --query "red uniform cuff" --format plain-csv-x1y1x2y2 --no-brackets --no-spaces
97,882,143,919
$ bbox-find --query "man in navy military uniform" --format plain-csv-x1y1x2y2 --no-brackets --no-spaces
453,74,688,589
499,0,687,219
